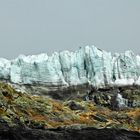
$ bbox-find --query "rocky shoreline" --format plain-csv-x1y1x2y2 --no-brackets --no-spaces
0,122,140,140
0,82,140,139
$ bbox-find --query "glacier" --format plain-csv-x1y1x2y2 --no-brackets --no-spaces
0,46,140,88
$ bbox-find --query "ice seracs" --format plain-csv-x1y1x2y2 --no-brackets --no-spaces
0,46,140,87
0,58,11,80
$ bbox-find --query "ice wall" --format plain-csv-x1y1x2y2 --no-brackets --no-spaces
0,46,140,87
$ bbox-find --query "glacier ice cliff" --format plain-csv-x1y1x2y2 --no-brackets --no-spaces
0,46,140,88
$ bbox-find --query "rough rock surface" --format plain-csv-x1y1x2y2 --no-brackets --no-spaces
0,46,140,87
0,82,140,139
0,117,140,140
0,82,140,132
0,123,140,140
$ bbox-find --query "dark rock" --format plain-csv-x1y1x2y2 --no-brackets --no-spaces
68,101,84,110
115,114,129,120
132,100,140,107
0,118,10,131
29,121,45,129
0,125,140,140
91,114,108,122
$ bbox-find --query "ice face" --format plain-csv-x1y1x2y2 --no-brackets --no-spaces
116,93,128,108
0,46,140,87
0,58,11,80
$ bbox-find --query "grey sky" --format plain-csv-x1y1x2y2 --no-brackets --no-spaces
0,0,140,59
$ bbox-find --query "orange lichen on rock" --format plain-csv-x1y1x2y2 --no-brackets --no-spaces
0,82,140,133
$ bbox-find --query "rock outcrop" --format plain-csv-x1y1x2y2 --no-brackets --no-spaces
0,46,140,87
0,122,140,140
0,81,140,139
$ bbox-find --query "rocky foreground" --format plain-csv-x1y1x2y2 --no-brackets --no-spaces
0,122,140,140
0,82,140,139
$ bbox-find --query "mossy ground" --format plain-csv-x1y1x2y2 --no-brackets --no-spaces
0,82,139,132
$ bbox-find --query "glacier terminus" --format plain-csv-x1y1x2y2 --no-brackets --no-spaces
0,46,140,88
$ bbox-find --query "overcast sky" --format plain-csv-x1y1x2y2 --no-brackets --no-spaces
0,0,140,59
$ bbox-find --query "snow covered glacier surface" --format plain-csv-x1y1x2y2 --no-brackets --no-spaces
0,46,140,88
